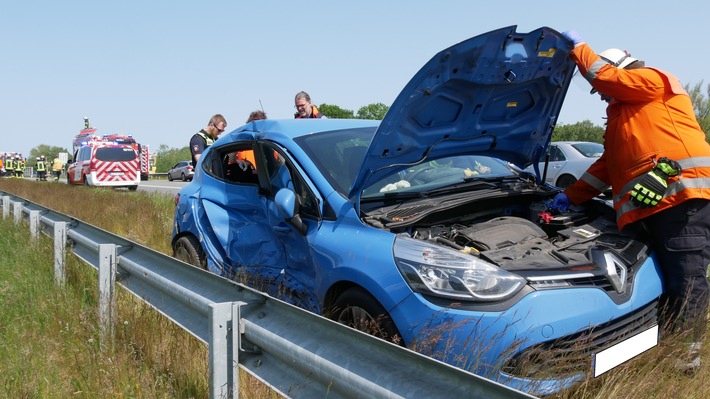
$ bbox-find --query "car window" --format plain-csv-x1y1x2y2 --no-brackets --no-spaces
258,143,320,220
549,145,566,162
571,142,604,157
95,147,136,162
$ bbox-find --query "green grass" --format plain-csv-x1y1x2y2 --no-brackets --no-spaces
0,179,279,399
0,178,707,399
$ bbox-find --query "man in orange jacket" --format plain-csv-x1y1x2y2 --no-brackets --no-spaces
553,30,710,372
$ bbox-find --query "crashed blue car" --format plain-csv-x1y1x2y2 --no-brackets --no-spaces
172,26,663,395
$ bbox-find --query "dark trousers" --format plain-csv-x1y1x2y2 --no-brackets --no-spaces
641,199,710,341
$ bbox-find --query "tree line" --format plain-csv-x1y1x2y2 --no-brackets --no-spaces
24,81,710,172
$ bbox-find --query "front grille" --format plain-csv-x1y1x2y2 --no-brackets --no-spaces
501,300,658,378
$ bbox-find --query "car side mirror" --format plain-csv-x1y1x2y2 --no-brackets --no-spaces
275,188,307,235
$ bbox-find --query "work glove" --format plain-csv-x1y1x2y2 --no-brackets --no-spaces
562,30,584,46
629,158,682,208
550,192,571,212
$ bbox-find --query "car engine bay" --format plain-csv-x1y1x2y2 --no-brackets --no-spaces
363,190,648,274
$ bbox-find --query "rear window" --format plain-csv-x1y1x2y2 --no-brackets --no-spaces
95,147,136,162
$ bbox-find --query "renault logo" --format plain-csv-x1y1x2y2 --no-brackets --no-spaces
591,250,628,294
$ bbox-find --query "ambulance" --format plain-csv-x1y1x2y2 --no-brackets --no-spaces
67,136,140,190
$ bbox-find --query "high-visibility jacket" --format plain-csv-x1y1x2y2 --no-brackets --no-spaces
52,158,63,171
36,160,46,172
565,43,710,230
5,159,14,171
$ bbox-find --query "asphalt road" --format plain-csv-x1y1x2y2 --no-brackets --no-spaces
137,179,189,195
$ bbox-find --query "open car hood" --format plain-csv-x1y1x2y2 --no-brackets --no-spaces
350,26,575,199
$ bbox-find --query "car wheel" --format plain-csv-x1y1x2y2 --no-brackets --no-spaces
128,185,138,191
330,287,402,345
556,174,577,189
168,173,173,181
181,172,186,182
173,235,206,270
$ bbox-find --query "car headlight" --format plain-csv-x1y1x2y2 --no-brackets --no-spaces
394,236,526,302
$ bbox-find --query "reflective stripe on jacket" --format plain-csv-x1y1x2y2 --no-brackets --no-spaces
565,43,710,230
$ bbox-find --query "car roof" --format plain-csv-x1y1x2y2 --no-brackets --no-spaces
229,119,380,141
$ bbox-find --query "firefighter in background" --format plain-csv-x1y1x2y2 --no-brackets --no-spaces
5,156,15,177
0,156,5,177
16,157,25,178
51,155,63,181
36,156,47,181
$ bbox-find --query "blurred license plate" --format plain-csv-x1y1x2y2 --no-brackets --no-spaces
593,324,658,377
110,171,124,176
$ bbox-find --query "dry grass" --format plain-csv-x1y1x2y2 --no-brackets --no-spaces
1,178,708,398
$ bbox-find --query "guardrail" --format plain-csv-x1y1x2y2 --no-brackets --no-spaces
0,190,536,399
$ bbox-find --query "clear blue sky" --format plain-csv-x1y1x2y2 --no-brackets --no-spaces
2,1,707,158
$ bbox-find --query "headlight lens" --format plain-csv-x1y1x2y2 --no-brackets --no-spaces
394,236,526,302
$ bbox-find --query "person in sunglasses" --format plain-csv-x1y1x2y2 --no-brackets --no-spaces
190,114,227,166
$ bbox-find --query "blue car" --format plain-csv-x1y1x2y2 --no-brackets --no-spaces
172,26,663,396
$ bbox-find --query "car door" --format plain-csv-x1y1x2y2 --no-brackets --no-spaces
539,144,566,184
68,147,90,184
197,141,322,312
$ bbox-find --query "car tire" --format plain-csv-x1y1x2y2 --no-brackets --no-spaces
181,173,186,182
556,174,577,189
168,173,173,181
173,235,206,270
329,287,402,345
128,185,138,191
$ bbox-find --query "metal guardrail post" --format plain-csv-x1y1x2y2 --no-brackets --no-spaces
54,221,67,287
99,243,117,349
209,302,245,399
30,210,40,240
2,196,9,219
13,201,22,224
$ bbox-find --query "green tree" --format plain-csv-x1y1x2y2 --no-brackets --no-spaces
356,103,389,120
28,145,71,167
155,145,191,173
318,103,355,119
685,80,710,141
552,120,605,143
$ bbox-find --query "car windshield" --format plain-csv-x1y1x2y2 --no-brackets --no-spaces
571,142,604,158
361,155,517,199
95,147,136,162
295,127,517,199
295,127,377,195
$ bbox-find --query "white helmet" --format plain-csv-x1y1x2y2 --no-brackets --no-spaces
591,49,644,94
598,48,643,69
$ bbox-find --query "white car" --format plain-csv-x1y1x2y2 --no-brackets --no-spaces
533,141,604,188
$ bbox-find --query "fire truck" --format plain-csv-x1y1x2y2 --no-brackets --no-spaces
72,118,151,181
